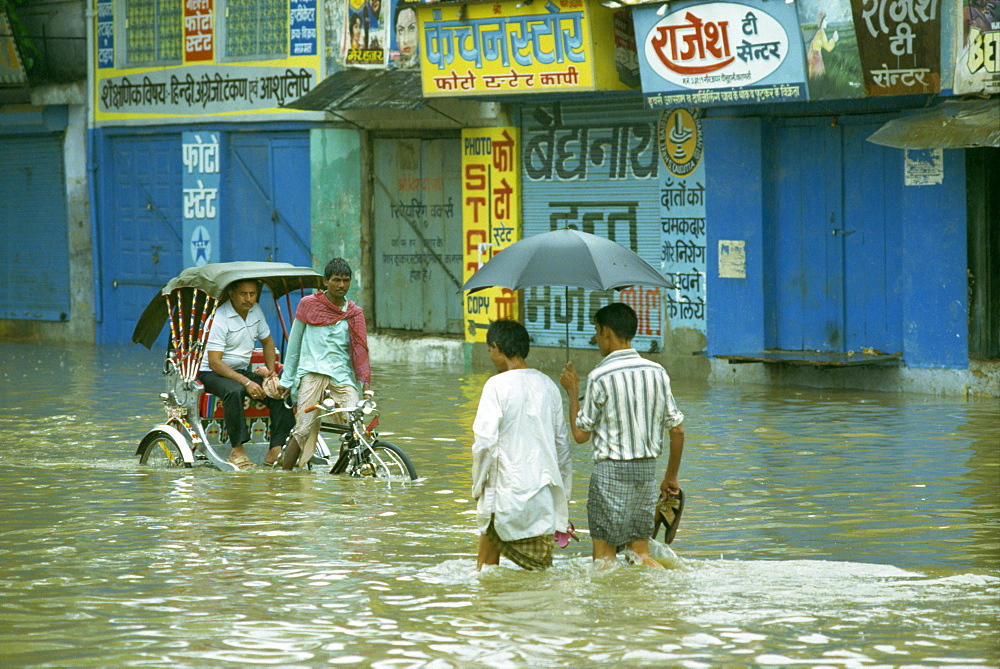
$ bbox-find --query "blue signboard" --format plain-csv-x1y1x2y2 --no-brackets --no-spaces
633,0,808,108
97,0,113,68
290,0,317,56
182,132,221,268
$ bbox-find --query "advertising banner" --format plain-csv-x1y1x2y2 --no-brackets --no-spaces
345,0,386,66
290,0,318,56
850,0,941,95
794,0,865,99
184,0,214,62
633,0,808,108
657,109,706,334
417,1,627,97
390,0,420,69
94,1,321,121
182,132,221,268
462,128,521,343
953,0,1000,94
96,0,114,69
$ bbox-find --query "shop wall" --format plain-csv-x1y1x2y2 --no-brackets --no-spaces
704,116,767,357
703,110,972,371
0,101,93,344
900,149,969,369
310,127,363,292
94,124,313,345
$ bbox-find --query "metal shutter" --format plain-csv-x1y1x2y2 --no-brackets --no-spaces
0,133,70,320
519,98,663,351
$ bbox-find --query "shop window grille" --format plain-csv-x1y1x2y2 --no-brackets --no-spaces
125,0,182,65
224,0,287,58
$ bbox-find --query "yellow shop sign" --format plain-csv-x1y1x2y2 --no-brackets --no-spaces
417,0,633,97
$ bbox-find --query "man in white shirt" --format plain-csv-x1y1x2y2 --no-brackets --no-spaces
560,302,685,568
199,279,294,469
472,319,573,571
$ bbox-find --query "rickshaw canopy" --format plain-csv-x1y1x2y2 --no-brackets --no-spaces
132,261,325,349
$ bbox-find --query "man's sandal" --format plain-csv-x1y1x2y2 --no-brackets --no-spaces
227,455,256,470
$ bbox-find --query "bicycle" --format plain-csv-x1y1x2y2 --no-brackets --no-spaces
304,391,418,481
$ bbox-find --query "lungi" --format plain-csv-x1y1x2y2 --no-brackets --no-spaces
587,457,658,549
291,373,359,467
485,518,554,571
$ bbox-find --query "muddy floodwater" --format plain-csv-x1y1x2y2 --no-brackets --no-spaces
0,342,998,667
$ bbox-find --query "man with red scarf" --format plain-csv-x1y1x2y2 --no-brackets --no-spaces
278,258,371,469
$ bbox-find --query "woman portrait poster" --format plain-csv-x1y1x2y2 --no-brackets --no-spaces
390,0,419,69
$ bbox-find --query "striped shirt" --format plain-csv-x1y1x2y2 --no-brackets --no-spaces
576,348,684,461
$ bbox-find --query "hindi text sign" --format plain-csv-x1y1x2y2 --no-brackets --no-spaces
462,128,521,343
633,0,808,108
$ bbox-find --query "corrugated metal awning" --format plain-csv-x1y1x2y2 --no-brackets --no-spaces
286,69,426,112
867,100,1000,149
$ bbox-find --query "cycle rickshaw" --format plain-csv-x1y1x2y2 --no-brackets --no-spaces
131,261,417,480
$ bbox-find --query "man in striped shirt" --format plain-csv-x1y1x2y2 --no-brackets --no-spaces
560,302,685,568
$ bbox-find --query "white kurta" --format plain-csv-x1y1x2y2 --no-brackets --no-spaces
472,368,573,541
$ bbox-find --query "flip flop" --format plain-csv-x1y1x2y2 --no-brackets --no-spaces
653,489,684,544
227,454,256,470
263,446,282,467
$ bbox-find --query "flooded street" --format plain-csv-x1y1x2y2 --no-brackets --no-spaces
1,342,997,667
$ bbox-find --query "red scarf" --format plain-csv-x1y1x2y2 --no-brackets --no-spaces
295,291,370,386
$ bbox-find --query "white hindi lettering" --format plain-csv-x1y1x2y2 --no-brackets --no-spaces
182,135,220,174
183,179,218,219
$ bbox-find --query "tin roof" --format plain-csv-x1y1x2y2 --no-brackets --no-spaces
287,69,426,113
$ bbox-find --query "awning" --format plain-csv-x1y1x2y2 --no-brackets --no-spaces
286,69,426,113
715,350,903,367
867,99,1000,150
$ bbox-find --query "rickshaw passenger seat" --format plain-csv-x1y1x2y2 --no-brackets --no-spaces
197,348,282,420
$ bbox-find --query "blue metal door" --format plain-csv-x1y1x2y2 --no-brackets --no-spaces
841,120,903,354
97,133,183,345
765,118,901,354
227,132,312,348
227,133,311,266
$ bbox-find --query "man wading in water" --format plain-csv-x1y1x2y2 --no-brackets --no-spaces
560,303,685,567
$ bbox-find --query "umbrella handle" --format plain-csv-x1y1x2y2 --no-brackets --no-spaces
565,285,570,363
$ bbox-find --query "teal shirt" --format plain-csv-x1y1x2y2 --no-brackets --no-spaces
280,318,356,402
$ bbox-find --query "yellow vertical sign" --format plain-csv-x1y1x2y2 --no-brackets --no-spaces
461,127,521,343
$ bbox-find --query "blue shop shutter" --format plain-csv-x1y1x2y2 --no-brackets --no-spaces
0,133,70,321
519,98,663,352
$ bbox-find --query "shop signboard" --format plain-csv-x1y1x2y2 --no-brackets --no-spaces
182,131,221,268
416,0,631,97
953,0,1000,94
94,1,320,121
633,0,808,108
657,108,706,334
462,128,521,343
850,0,940,96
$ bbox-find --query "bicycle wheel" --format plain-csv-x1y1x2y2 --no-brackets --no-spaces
138,430,192,468
357,441,417,480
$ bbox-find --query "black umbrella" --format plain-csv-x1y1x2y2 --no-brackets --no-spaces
461,228,676,357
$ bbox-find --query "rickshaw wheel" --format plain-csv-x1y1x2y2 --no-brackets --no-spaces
138,431,192,468
360,441,417,481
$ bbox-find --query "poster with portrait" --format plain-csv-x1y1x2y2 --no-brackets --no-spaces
389,0,419,69
345,0,385,67
953,0,1000,94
